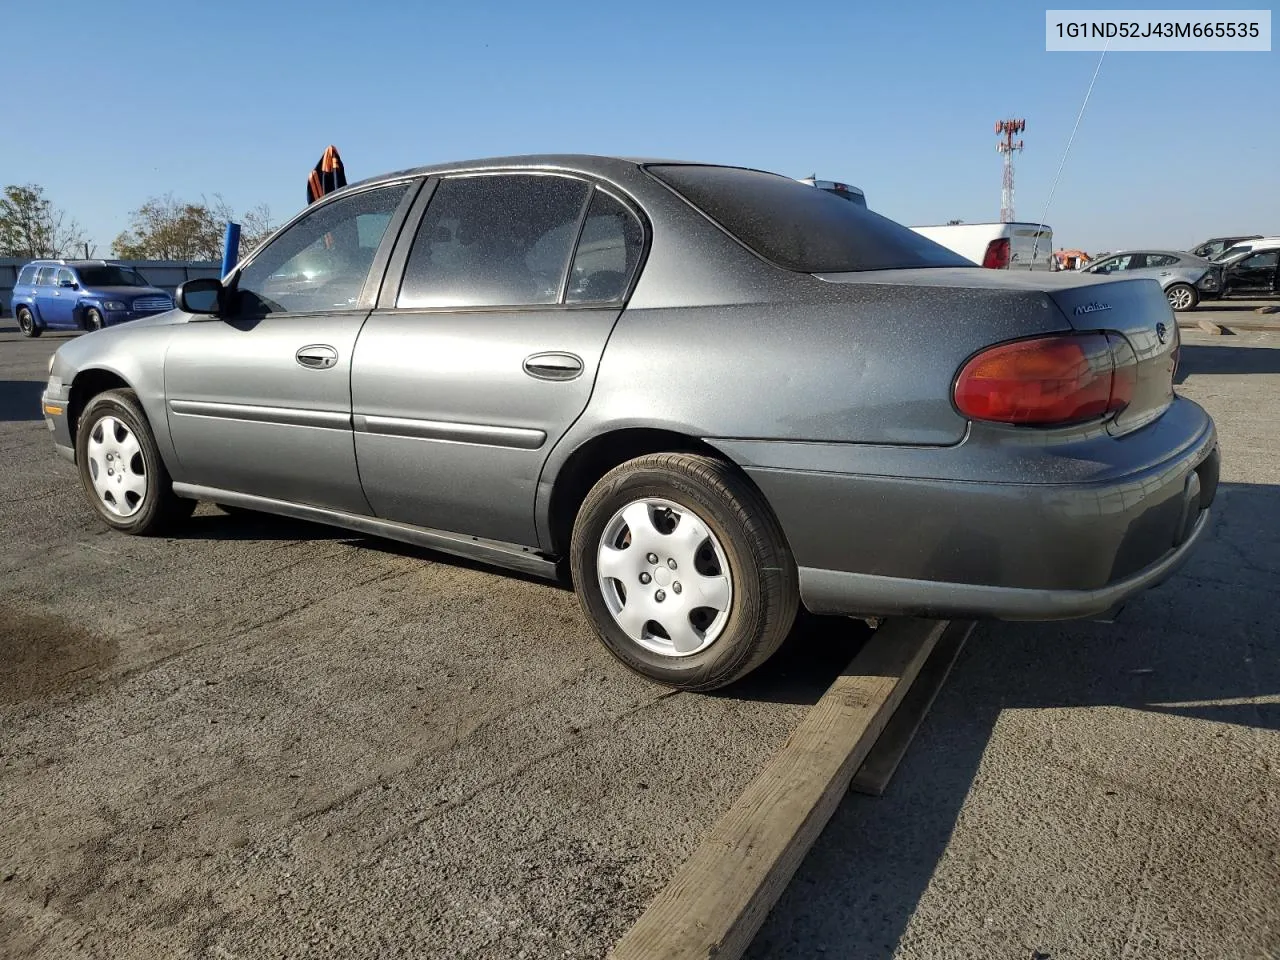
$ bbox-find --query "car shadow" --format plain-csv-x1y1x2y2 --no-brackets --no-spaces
176,507,568,590
0,380,46,422
741,480,1280,958
1176,342,1280,382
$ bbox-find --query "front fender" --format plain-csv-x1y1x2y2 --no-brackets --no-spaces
55,320,186,479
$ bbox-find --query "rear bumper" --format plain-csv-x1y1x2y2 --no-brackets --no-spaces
799,508,1209,621
713,397,1219,622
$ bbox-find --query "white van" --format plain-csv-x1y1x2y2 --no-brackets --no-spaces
909,222,1056,270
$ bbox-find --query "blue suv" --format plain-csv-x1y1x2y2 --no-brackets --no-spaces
10,260,174,337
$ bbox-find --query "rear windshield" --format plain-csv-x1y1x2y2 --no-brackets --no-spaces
645,164,970,273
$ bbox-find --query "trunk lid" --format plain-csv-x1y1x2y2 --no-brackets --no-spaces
1046,275,1178,435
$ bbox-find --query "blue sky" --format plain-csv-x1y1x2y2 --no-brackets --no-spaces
5,0,1276,255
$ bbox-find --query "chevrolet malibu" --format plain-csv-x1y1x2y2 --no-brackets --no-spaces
41,155,1220,691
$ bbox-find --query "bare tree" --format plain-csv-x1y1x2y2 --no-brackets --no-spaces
0,184,86,258
112,194,276,262
237,203,277,258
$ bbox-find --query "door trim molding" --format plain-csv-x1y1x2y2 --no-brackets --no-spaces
168,399,352,430
353,413,547,450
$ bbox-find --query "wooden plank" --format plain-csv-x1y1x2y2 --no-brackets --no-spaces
608,617,949,960
849,620,975,796
1196,318,1224,335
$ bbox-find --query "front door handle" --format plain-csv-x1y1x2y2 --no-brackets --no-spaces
523,352,583,381
296,344,338,370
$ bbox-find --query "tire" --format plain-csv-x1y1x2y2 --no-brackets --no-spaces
84,308,105,331
569,453,799,692
75,388,195,535
1166,283,1198,312
16,306,40,338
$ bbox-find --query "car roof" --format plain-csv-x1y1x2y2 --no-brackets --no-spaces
344,153,778,191
1098,249,1196,258
26,259,119,268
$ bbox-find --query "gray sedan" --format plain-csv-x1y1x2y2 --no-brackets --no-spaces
41,156,1220,691
1082,249,1221,311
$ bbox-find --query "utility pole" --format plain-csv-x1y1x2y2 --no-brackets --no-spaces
994,118,1025,223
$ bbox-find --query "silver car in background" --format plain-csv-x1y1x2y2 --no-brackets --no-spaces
1082,249,1221,311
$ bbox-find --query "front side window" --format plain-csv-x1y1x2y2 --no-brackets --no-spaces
56,269,74,286
397,174,591,309
234,181,411,316
646,164,970,273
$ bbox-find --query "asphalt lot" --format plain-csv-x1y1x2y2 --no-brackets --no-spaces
1,317,1277,960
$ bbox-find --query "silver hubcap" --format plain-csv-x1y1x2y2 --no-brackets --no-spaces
1168,286,1193,310
86,416,147,517
596,498,733,657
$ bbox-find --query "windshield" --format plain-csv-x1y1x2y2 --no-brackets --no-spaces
648,164,968,273
77,266,150,287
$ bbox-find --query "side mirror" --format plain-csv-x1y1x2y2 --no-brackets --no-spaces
60,279,77,288
177,277,223,315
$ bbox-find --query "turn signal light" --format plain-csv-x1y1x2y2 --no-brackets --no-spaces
954,333,1135,426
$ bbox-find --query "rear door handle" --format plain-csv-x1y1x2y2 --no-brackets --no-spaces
523,352,584,381
296,344,338,369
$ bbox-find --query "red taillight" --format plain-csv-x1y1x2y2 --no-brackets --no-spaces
981,237,1010,269
954,333,1134,426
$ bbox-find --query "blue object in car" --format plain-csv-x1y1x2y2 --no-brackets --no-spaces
10,260,174,337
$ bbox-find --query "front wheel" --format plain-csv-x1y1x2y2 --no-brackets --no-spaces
569,453,799,692
16,306,40,338
1166,283,1198,311
75,388,195,535
84,308,105,331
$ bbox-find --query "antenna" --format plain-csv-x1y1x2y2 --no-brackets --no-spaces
994,118,1025,223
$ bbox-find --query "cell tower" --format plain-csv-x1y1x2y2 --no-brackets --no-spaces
994,118,1025,223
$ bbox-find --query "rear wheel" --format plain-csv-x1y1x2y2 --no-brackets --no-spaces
569,453,799,691
76,388,195,535
16,306,40,338
1166,283,1198,311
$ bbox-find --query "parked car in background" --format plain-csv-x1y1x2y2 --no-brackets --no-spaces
11,260,174,337
1082,249,1222,311
909,221,1056,270
1215,239,1280,298
41,155,1218,691
1190,235,1262,260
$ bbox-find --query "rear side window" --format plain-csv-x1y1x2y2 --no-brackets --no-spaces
566,190,644,304
35,267,56,285
17,266,36,286
646,164,970,273
398,174,591,309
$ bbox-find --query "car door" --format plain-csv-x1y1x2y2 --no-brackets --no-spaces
45,268,79,327
163,177,420,513
32,266,61,325
351,172,646,546
1223,250,1279,296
